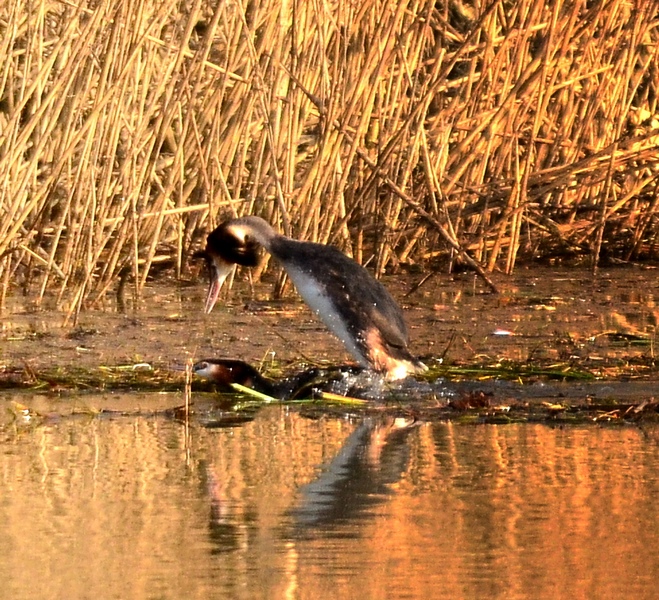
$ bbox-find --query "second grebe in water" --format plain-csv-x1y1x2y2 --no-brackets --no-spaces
192,358,366,400
193,359,276,396
197,215,426,381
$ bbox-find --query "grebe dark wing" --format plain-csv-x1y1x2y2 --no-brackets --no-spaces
270,237,423,378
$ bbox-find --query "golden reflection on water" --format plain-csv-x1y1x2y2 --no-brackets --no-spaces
2,402,659,599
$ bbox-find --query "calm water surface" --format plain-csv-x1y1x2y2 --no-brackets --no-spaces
2,400,659,599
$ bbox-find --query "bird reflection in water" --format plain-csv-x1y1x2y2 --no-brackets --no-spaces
200,416,418,554
289,416,418,535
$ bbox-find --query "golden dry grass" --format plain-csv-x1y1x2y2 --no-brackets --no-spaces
1,0,658,311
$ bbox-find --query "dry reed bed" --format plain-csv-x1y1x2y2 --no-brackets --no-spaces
0,0,658,313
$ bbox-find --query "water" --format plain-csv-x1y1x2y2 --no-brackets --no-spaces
1,266,657,375
1,266,658,598
2,402,659,599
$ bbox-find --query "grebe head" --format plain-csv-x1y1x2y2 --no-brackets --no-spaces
193,358,264,388
195,220,262,313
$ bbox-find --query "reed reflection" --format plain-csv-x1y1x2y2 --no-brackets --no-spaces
195,415,420,555
4,401,659,599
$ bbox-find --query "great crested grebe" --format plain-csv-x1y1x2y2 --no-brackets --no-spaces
192,359,276,396
192,358,365,399
197,215,426,381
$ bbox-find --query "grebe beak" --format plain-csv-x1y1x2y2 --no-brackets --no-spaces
203,255,236,314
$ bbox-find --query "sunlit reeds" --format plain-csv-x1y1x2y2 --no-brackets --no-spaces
1,0,658,310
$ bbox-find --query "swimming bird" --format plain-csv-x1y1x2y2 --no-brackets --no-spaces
196,215,426,381
192,359,277,396
192,358,365,399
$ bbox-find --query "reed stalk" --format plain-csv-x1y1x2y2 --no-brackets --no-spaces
0,0,657,310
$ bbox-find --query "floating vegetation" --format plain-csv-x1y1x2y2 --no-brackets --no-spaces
424,361,598,382
229,382,279,404
1,356,656,393
0,363,186,393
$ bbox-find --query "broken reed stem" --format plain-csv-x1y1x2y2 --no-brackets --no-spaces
0,0,658,309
